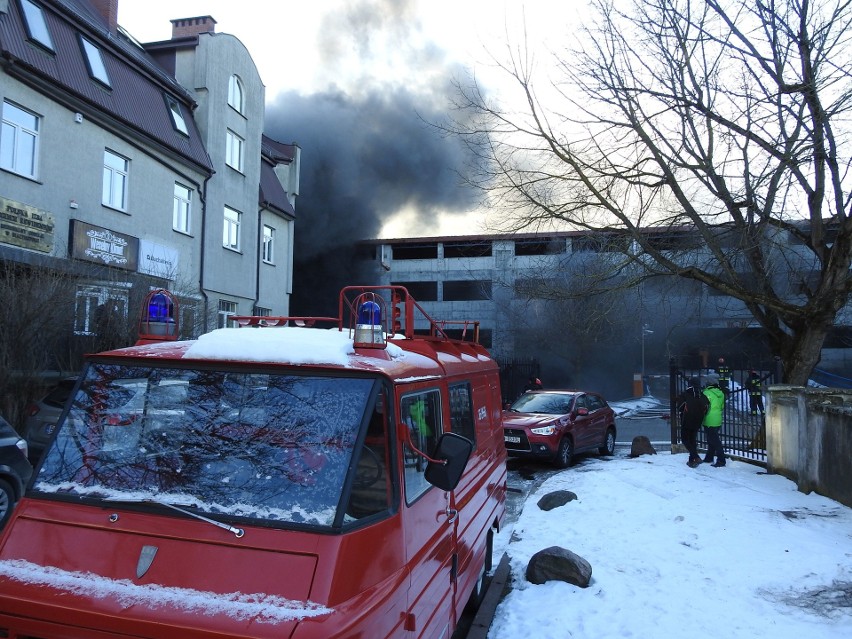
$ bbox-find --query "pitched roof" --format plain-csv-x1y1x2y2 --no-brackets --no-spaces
258,134,297,217
259,158,296,217
0,0,213,173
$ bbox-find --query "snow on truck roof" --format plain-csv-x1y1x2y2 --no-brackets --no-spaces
100,326,494,378
186,326,383,366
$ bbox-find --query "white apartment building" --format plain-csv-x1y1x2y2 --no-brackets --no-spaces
0,0,299,370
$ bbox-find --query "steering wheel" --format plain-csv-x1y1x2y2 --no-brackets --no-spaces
352,446,383,489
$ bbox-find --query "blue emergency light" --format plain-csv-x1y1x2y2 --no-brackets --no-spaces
357,300,381,325
147,291,174,322
137,288,178,342
354,298,386,347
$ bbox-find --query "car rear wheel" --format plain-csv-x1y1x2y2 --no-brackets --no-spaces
0,478,14,529
599,427,616,456
554,437,574,468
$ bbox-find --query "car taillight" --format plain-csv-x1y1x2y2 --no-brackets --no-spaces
25,403,40,417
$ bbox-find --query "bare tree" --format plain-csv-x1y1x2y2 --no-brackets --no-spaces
449,0,852,383
0,266,77,426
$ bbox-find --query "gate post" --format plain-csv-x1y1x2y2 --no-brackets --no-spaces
669,358,679,447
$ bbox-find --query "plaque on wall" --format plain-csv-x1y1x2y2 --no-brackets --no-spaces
139,239,179,280
0,196,55,252
70,219,139,270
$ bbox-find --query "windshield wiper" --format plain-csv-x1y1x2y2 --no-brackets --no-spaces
101,496,245,538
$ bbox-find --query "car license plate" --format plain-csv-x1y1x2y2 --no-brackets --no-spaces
504,435,521,443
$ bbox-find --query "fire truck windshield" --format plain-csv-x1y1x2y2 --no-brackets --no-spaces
33,363,379,529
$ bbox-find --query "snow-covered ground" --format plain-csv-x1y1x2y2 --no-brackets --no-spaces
488,398,852,638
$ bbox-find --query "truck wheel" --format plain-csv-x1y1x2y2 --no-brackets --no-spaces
599,427,616,456
0,478,14,530
554,437,574,468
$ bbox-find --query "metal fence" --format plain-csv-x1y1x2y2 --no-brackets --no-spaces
496,357,540,406
669,361,779,465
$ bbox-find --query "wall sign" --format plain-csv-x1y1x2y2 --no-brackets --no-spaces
0,195,55,253
70,219,139,270
139,239,179,280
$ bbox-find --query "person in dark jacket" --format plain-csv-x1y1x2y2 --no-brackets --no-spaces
715,357,732,395
523,377,543,392
702,373,727,467
677,377,708,468
747,370,770,415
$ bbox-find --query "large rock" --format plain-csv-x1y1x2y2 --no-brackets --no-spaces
537,490,578,511
630,435,657,458
525,546,592,587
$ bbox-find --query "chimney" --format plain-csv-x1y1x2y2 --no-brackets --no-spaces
171,16,217,39
91,0,118,33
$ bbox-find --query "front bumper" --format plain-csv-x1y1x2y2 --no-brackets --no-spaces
503,428,557,460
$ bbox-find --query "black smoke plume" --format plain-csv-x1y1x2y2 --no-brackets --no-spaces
261,1,484,317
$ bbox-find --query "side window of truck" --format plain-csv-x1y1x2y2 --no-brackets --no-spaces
345,389,392,521
400,390,442,503
449,382,476,444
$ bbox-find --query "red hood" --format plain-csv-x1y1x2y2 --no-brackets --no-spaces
502,412,564,429
0,500,330,638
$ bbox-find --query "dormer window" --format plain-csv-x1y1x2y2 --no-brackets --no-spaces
80,36,110,87
165,95,189,136
20,0,54,51
228,75,245,114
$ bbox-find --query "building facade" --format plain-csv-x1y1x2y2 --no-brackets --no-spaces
360,230,852,398
0,0,298,372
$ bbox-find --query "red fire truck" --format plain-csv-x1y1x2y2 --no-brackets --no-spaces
0,286,507,638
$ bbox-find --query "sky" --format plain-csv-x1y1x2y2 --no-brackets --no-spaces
488,396,852,639
116,0,580,241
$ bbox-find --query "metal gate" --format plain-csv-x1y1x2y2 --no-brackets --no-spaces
496,357,540,406
668,359,781,465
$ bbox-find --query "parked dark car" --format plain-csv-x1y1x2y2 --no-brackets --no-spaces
502,390,617,468
23,377,77,463
0,416,33,529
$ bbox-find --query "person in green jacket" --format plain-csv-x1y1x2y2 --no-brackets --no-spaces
702,373,727,467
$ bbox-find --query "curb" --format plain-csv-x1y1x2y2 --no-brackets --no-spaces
465,552,511,639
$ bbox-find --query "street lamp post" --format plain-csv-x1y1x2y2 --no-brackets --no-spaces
641,324,653,394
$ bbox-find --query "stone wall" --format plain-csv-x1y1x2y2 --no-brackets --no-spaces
766,386,852,508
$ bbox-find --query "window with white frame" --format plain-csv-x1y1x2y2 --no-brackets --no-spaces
225,129,244,172
165,94,188,135
223,206,241,250
80,36,110,87
1,101,39,178
102,149,129,210
74,285,128,335
228,75,245,114
173,182,192,233
253,306,271,317
262,224,275,263
217,299,237,328
20,0,54,50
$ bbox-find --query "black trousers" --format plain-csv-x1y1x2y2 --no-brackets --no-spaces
681,426,700,461
704,426,726,463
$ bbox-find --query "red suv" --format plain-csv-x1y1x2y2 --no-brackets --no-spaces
503,390,617,467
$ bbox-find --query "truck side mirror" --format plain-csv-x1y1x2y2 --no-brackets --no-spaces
424,432,473,492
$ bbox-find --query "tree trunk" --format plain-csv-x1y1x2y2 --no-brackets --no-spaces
779,322,831,385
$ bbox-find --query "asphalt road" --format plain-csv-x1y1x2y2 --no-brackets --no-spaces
612,396,674,445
